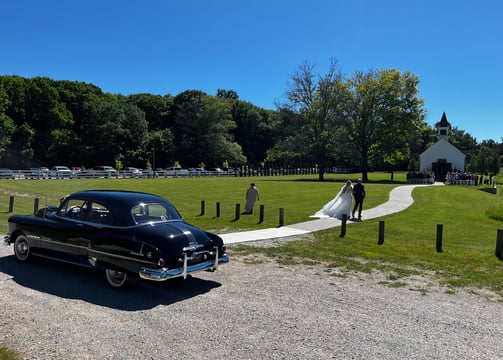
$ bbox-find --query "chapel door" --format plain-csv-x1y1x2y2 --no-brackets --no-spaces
432,159,452,182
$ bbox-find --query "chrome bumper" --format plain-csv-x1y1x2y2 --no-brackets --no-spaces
138,247,229,281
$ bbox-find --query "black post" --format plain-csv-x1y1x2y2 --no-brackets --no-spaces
340,214,347,237
378,221,385,245
34,197,40,215
279,208,284,227
200,200,205,216
259,204,264,223
8,196,14,212
436,224,443,253
495,229,503,259
216,202,220,218
235,204,240,220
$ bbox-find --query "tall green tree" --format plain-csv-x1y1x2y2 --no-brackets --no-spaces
127,93,173,131
231,101,279,164
279,59,351,180
0,87,15,163
172,90,245,167
216,89,239,100
347,69,426,181
80,97,148,167
148,128,174,170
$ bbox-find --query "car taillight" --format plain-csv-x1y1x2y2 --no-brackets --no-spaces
221,245,227,253
158,258,165,267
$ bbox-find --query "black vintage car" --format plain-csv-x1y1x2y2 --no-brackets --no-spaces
4,190,229,288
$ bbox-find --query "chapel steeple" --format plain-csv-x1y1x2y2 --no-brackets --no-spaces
435,112,451,142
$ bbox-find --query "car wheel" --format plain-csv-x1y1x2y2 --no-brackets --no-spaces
105,269,128,288
14,234,31,262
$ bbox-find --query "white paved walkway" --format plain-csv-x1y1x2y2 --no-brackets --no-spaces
220,184,439,244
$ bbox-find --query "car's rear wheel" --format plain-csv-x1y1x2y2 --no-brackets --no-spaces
105,269,128,288
14,234,31,262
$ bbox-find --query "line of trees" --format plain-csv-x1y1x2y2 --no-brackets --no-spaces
0,60,501,180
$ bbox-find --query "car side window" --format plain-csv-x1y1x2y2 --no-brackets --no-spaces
85,202,113,225
58,199,88,220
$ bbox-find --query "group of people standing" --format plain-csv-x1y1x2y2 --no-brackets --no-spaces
311,179,366,221
244,179,366,221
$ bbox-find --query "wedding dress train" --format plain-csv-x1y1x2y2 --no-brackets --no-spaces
311,184,353,220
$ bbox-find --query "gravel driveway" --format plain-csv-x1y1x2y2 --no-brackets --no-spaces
1,241,503,360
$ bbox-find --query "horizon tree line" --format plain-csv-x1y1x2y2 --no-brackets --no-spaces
0,62,501,180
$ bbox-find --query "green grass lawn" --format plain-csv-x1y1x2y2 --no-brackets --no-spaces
0,172,398,234
1,171,502,297
234,182,503,297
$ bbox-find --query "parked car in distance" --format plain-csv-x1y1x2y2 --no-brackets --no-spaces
70,167,81,177
78,168,98,178
188,168,209,176
0,168,15,179
165,167,189,176
4,190,229,288
27,167,49,179
208,167,225,175
125,167,141,178
141,169,157,178
94,166,117,178
50,166,72,179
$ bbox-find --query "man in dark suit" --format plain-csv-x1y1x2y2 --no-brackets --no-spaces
352,179,366,221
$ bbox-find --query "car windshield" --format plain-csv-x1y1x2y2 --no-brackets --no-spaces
131,202,181,224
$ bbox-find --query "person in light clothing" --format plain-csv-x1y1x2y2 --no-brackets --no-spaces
245,183,259,214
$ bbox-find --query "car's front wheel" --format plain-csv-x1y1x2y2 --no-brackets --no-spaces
105,269,128,288
14,234,31,262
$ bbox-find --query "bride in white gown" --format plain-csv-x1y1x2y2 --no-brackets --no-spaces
311,180,353,219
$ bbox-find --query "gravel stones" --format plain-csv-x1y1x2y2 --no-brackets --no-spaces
1,244,503,359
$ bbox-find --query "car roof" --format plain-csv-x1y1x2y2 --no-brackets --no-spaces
68,190,173,208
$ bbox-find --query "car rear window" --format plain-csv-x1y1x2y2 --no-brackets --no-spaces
131,203,181,224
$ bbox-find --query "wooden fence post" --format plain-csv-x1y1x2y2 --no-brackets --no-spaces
200,200,205,216
340,214,347,237
259,204,264,224
279,208,284,227
495,229,503,259
235,204,241,220
33,197,40,215
436,224,443,253
378,221,385,245
9,196,14,212
216,202,220,218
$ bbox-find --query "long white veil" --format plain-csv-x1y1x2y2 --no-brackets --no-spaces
311,186,352,219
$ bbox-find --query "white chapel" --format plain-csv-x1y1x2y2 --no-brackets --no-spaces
419,112,466,181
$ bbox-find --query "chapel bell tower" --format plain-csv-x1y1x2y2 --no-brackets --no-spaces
436,111,451,142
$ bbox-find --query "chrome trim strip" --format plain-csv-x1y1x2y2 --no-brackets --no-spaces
129,243,145,256
87,248,157,266
52,214,182,230
139,247,229,282
34,238,157,266
182,243,205,252
31,251,93,269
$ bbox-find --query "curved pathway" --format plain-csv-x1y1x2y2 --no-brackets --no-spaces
220,184,440,244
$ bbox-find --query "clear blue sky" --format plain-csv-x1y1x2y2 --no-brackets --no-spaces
1,0,502,142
